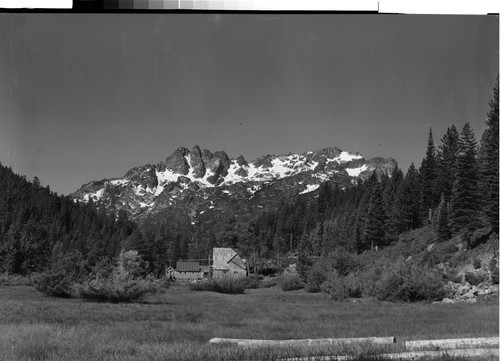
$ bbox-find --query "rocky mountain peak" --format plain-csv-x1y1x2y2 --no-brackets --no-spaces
71,145,398,223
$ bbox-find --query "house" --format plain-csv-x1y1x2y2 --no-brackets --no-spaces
171,261,209,281
212,247,247,279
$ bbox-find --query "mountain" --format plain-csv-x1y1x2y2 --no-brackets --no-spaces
71,146,397,224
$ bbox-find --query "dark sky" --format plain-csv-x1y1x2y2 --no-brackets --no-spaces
0,14,498,195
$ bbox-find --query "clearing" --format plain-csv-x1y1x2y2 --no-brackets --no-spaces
0,284,498,361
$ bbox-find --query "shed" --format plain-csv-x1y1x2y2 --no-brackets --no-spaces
172,261,207,281
212,247,247,279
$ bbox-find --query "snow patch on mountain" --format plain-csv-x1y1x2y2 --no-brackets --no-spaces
300,184,320,194
336,151,363,163
346,164,368,177
109,179,129,186
83,188,105,202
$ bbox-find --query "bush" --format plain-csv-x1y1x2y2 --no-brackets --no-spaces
330,248,359,276
0,273,32,286
280,275,304,291
242,275,261,289
74,275,167,302
189,277,246,294
259,277,278,288
464,271,486,286
469,227,492,249
342,273,363,298
421,242,459,267
473,258,482,269
306,258,335,293
373,259,446,302
489,255,499,285
33,251,87,298
73,252,169,302
305,251,358,293
320,270,348,301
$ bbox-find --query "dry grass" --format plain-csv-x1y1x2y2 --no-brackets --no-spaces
0,284,498,361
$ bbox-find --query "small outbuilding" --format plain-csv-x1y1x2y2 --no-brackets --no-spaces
171,261,209,281
212,247,247,279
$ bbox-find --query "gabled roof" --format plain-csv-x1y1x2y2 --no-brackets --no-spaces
228,254,247,270
176,261,201,272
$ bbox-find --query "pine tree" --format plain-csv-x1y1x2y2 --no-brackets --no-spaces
450,123,480,233
317,182,333,220
392,163,422,232
364,181,387,250
478,77,499,233
384,165,404,242
296,233,315,280
436,125,460,202
420,128,439,222
436,194,451,242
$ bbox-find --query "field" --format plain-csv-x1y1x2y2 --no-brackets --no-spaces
0,284,498,361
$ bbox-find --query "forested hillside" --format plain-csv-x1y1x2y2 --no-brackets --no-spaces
0,165,136,275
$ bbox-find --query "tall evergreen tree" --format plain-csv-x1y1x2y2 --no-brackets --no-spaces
436,125,460,202
317,182,333,220
420,128,439,222
436,194,451,242
479,77,499,234
384,166,404,242
392,163,422,232
450,123,480,233
364,181,387,250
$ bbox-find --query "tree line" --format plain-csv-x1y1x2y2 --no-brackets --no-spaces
0,167,136,275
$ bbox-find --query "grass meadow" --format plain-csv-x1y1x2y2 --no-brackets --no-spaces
0,284,498,361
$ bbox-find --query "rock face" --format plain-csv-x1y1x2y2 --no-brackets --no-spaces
442,281,499,303
71,145,398,223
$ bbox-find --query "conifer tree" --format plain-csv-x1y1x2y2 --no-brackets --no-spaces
317,182,333,220
420,128,439,222
436,125,460,202
478,78,499,233
392,163,422,232
296,234,314,280
364,181,387,250
384,166,404,242
436,194,451,242
450,123,480,233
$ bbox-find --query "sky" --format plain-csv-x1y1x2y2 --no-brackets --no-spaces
0,13,498,195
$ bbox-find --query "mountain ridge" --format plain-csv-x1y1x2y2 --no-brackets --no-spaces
71,145,398,223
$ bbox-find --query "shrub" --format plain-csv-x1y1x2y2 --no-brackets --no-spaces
342,273,363,298
306,258,335,293
473,258,482,269
33,251,87,298
469,227,492,249
280,275,304,291
74,275,167,302
489,255,499,285
0,273,32,286
189,277,246,294
464,271,486,286
373,259,446,302
320,270,348,301
242,275,261,289
73,252,169,302
259,277,278,288
330,248,359,276
421,242,459,267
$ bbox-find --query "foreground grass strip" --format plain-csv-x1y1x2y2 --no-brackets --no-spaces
279,348,500,361
209,337,396,348
405,337,499,350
